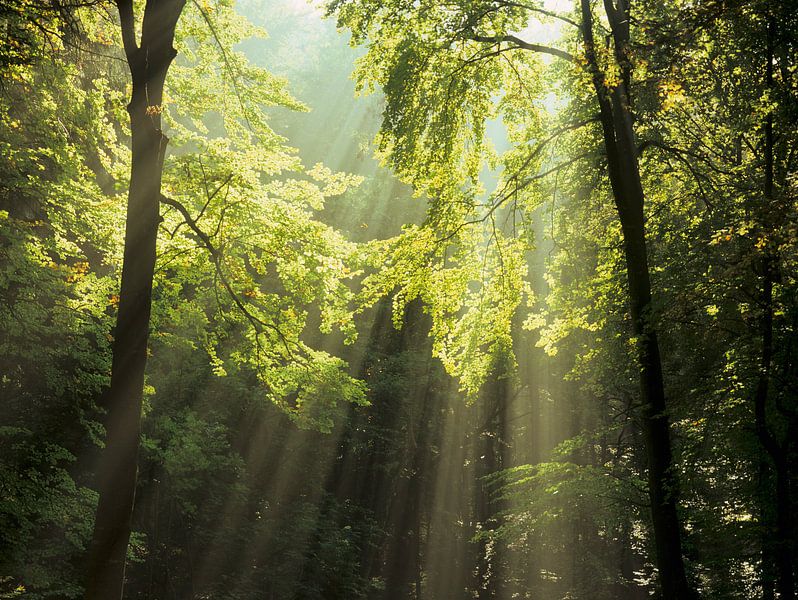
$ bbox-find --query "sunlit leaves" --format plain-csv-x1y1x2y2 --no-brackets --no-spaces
0,15,125,591
149,0,371,426
1,2,371,591
330,0,562,396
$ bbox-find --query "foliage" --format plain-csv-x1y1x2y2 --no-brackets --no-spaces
0,0,370,595
1,0,797,598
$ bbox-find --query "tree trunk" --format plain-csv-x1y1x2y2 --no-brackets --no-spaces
85,1,184,598
474,355,509,600
579,1,694,598
755,13,795,600
759,459,777,600
774,459,796,600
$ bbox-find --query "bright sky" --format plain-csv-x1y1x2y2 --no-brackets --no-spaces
282,0,325,18
515,0,572,61
280,0,573,45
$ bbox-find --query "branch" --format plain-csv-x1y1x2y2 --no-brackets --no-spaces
493,0,580,28
640,135,737,177
197,170,233,223
638,140,716,209
470,34,575,63
486,117,598,216
115,0,138,63
167,168,233,238
436,152,592,244
190,0,255,133
159,194,296,356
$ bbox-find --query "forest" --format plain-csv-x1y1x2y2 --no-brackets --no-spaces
0,0,796,598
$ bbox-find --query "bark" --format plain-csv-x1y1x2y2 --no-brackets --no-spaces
755,13,795,600
775,458,796,600
760,459,777,600
85,1,184,598
474,357,509,600
579,1,694,598
383,304,437,600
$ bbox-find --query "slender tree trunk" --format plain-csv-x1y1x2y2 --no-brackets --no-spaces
755,13,795,600
774,458,795,600
85,1,184,598
760,458,777,600
579,1,694,598
753,229,791,599
475,355,509,600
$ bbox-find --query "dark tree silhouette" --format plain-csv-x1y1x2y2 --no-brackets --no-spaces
84,1,186,597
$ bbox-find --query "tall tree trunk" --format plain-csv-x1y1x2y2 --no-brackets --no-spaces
474,355,509,600
85,1,184,598
755,13,795,600
760,459,777,600
579,1,694,598
774,458,796,600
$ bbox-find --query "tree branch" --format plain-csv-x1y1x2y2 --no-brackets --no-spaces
436,152,592,244
470,34,575,63
159,194,296,356
493,0,580,28
115,0,138,63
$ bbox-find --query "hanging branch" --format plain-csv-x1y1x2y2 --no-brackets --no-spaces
159,194,297,357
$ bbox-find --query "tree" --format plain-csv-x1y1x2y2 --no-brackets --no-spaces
85,0,368,595
641,2,798,594
575,2,692,596
750,9,797,598
84,1,186,596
